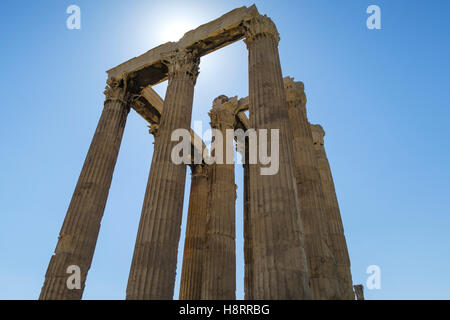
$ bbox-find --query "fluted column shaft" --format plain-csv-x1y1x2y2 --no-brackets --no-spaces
311,124,354,299
244,15,310,299
126,50,200,300
242,139,253,300
201,101,236,299
284,78,341,299
40,77,130,299
179,164,209,300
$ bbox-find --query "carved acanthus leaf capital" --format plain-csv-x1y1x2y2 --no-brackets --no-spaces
163,49,200,85
284,77,306,107
104,73,132,105
209,95,237,129
244,15,280,45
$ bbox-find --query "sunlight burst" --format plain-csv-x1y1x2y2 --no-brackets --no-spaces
159,19,197,42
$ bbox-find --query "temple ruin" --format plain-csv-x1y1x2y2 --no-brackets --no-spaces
40,5,354,300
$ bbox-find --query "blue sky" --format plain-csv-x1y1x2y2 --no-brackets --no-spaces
0,0,449,300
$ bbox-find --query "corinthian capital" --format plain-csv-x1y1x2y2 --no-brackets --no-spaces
104,73,131,105
209,95,237,130
244,15,280,45
164,49,200,85
284,77,307,108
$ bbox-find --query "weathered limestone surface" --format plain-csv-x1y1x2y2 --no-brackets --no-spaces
311,124,354,299
284,78,341,299
40,77,130,299
201,96,237,299
126,50,200,300
244,16,310,299
179,164,209,300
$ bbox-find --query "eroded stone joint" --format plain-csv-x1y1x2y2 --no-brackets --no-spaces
243,15,280,46
164,49,200,85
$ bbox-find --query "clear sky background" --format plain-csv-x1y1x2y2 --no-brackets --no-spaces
0,0,449,300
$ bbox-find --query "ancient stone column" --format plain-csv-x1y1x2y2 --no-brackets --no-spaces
126,50,200,300
311,124,354,299
179,164,209,300
40,76,131,300
284,78,341,299
201,96,237,300
243,15,310,299
242,138,253,300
